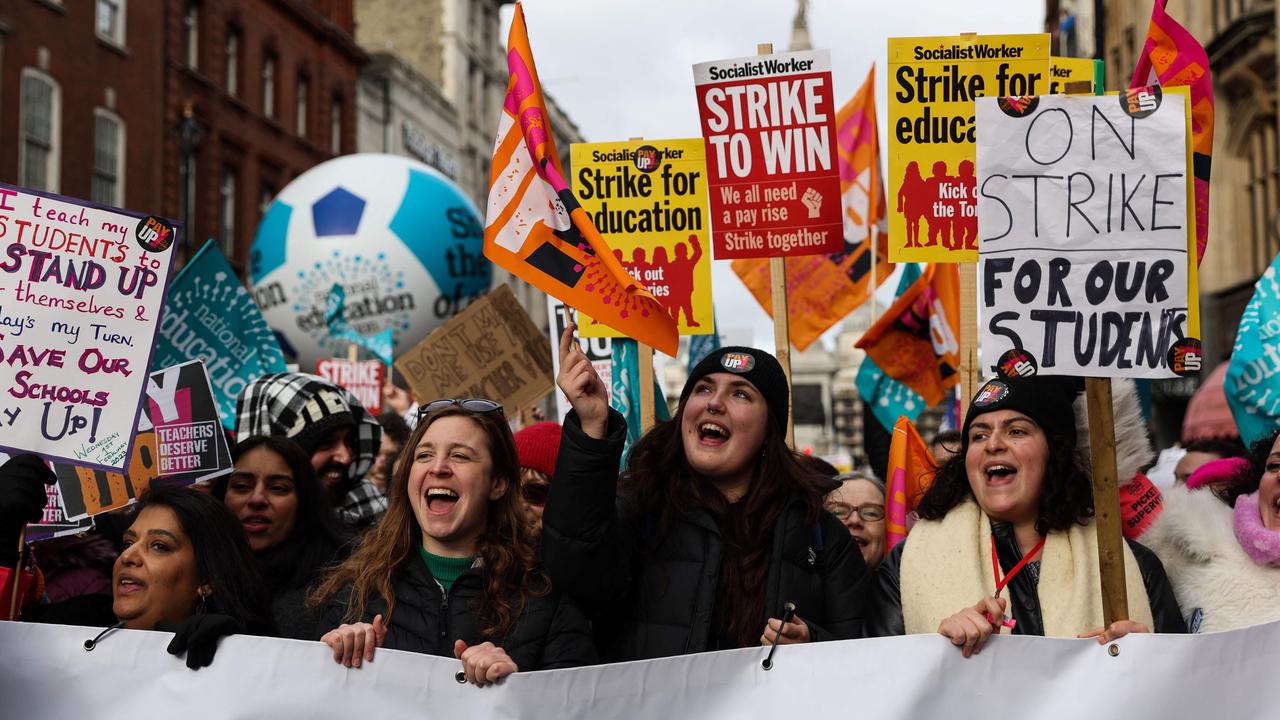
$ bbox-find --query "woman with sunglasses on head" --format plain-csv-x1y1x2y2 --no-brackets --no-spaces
310,399,596,686
542,327,868,662
825,472,887,568
865,376,1184,655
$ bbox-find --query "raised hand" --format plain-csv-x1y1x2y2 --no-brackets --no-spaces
556,322,609,439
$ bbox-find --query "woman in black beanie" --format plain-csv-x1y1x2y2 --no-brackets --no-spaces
865,375,1185,654
541,325,868,662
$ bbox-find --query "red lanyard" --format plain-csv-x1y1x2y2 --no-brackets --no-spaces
990,534,1046,598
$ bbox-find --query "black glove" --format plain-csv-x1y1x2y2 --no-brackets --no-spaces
0,454,56,567
160,614,244,670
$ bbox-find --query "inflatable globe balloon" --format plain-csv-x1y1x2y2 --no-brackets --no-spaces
249,154,491,368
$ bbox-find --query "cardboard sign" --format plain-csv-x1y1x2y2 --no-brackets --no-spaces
146,360,232,482
53,429,159,520
152,240,286,429
0,183,177,471
975,89,1195,379
887,34,1050,263
395,285,553,413
547,297,612,423
1049,56,1101,94
316,358,386,415
571,139,714,337
693,49,843,258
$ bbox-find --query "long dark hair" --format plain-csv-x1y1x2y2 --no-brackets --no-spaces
133,485,271,632
917,426,1094,536
622,398,826,648
1219,429,1280,506
212,436,351,592
310,406,546,641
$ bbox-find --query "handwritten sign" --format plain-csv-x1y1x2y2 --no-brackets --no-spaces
316,358,386,415
888,34,1049,262
571,139,714,336
975,88,1195,379
0,183,176,471
395,285,553,413
693,49,843,258
547,297,611,423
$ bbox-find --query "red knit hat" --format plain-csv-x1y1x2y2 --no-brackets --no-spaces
514,422,562,477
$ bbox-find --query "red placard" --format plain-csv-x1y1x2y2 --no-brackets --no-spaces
692,49,843,259
315,359,386,415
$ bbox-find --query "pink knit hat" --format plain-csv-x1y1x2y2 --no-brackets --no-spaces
514,422,562,477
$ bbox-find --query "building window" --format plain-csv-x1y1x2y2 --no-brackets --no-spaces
295,76,308,137
330,96,342,153
92,110,125,205
262,53,276,119
1246,119,1280,274
219,166,237,257
19,69,60,192
96,0,126,47
224,28,239,96
183,2,200,69
259,182,276,219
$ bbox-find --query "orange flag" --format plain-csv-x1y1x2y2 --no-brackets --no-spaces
731,65,894,352
885,416,938,553
484,4,677,355
855,263,960,407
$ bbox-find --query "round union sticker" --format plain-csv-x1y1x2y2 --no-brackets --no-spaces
720,352,755,373
996,348,1039,379
972,380,1010,408
135,215,175,253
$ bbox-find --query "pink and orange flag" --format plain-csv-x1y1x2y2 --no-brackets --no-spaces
855,263,960,408
885,416,938,553
484,4,677,355
1129,0,1214,265
731,65,894,352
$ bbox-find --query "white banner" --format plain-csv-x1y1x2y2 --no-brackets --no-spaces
2,620,1278,718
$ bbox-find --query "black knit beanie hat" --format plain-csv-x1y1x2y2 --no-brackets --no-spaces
680,347,789,430
962,375,1083,447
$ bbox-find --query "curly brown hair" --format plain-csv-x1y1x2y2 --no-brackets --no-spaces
308,406,547,641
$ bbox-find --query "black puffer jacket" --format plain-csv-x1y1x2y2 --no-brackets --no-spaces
541,409,870,662
317,557,597,671
866,521,1187,636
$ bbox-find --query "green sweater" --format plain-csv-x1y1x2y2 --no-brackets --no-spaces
418,547,475,594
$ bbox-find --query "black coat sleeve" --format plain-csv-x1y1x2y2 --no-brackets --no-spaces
864,541,906,637
1126,538,1187,634
537,593,599,670
805,514,870,642
313,587,357,640
539,408,636,616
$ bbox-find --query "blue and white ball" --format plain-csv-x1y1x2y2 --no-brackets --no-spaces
250,154,491,368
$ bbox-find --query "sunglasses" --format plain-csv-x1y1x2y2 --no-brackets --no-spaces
520,482,550,507
824,502,886,522
418,398,504,418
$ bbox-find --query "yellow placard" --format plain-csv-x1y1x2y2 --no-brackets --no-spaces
572,139,714,337
1049,56,1099,94
888,34,1050,263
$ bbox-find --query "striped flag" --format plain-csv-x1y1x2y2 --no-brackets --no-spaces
731,65,894,351
885,415,938,553
484,4,677,355
1129,0,1214,265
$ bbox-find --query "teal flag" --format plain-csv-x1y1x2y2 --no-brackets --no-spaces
855,263,925,431
611,338,670,462
325,284,394,366
1226,253,1280,446
687,317,721,372
153,240,288,428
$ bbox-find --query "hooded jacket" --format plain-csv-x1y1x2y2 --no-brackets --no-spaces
317,557,597,672
540,409,869,662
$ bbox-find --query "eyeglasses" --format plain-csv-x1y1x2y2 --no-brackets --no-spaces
824,503,885,522
520,482,550,507
418,398,504,418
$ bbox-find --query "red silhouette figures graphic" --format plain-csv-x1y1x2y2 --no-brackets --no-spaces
955,159,977,250
666,234,702,327
923,161,955,248
898,161,926,248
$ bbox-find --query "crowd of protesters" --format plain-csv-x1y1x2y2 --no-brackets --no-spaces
1,325,1278,683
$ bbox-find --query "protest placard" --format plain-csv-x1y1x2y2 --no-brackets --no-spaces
395,285,554,414
975,88,1197,379
571,139,714,337
693,49,843,259
316,358,386,415
0,183,177,471
146,360,232,483
1049,56,1102,94
888,34,1050,263
53,429,158,520
547,297,611,423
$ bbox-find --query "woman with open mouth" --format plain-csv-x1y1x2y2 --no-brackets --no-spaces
1119,429,1280,633
212,436,351,640
541,326,868,662
865,376,1185,655
310,399,596,686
